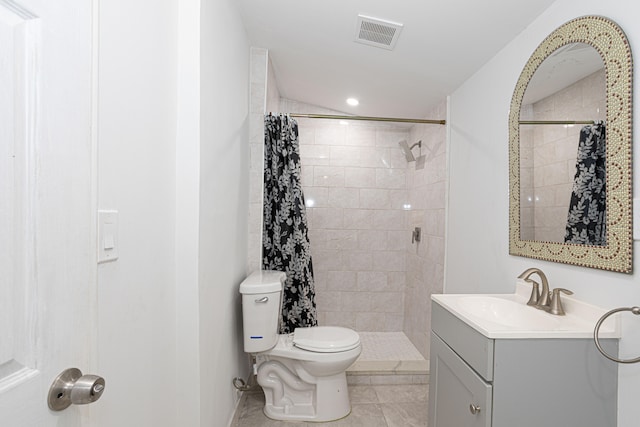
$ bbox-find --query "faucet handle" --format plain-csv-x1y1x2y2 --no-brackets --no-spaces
549,288,573,315
525,279,540,306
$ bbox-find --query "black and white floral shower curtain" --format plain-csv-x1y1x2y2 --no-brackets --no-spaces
565,121,606,245
262,114,317,333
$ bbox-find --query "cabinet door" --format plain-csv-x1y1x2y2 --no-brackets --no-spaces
429,332,492,427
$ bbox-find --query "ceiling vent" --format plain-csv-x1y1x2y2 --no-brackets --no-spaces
355,15,403,50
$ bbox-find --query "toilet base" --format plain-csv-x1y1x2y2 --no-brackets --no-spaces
257,360,352,422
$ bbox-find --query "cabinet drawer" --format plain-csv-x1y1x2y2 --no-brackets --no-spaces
432,301,494,381
430,332,492,427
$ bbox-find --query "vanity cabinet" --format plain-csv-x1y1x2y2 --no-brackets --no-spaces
429,301,619,427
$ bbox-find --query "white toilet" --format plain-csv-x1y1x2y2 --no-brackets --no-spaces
240,270,361,422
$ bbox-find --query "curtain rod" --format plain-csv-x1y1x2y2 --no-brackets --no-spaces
519,120,596,125
288,113,446,125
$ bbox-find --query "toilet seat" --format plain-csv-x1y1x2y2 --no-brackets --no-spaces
293,326,360,353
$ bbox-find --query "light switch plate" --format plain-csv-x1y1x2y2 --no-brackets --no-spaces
98,210,119,263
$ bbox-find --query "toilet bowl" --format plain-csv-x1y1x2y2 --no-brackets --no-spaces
240,271,362,422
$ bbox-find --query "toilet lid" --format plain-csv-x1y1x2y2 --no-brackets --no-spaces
293,326,360,353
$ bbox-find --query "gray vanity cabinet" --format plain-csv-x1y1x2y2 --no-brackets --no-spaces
429,301,619,427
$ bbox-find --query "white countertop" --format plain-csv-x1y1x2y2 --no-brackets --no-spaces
431,280,621,339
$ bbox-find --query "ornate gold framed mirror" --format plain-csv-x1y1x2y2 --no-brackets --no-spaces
509,16,633,273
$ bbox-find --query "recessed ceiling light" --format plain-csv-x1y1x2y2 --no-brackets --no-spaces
346,98,359,106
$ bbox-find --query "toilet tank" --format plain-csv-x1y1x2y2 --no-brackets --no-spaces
239,270,285,353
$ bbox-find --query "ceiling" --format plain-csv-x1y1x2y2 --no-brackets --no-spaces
236,0,557,119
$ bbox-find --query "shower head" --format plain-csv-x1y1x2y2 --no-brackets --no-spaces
398,140,422,162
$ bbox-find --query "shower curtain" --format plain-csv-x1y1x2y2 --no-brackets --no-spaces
565,121,606,245
262,114,317,333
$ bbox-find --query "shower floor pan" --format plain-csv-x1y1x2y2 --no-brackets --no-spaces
347,332,429,385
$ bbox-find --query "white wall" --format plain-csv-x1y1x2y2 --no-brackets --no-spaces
198,0,251,426
97,0,250,426
96,1,178,426
446,1,640,425
175,0,202,425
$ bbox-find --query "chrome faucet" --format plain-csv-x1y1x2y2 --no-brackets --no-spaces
517,268,551,311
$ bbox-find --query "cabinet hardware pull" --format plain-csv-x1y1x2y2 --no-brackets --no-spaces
469,404,481,415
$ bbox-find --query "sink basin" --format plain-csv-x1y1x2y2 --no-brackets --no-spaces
431,281,621,339
455,295,562,329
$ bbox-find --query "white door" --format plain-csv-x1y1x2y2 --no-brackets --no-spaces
0,0,97,425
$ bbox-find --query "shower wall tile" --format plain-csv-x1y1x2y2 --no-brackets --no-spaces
316,291,341,310
345,125,376,146
327,271,357,291
298,125,316,145
372,251,406,272
316,126,347,146
328,187,360,208
387,230,408,251
322,312,357,329
250,48,267,84
313,166,345,187
250,82,266,114
300,166,314,187
344,167,376,188
313,269,327,291
388,271,406,290
347,251,373,271
403,100,447,359
356,313,386,331
371,292,403,313
359,189,391,209
311,207,344,229
279,99,412,333
374,210,407,230
246,48,269,274
357,230,388,251
312,248,346,271
383,314,405,332
249,143,263,171
378,147,407,169
325,229,358,250
300,145,331,165
343,209,375,230
248,113,265,147
304,186,328,208
376,128,411,147
356,271,387,291
247,203,262,234
342,291,373,312
389,190,410,209
376,168,407,189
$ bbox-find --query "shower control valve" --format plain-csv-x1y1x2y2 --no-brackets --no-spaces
412,227,422,244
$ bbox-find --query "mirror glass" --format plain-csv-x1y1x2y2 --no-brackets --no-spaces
509,16,632,273
519,43,605,244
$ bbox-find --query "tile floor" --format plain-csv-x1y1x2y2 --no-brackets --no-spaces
347,332,429,385
357,332,425,361
230,383,429,427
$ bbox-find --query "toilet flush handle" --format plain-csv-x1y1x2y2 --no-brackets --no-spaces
255,297,269,303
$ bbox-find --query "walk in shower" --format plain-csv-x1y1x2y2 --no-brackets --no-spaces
247,48,446,384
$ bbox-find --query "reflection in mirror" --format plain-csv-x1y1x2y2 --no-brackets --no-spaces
509,16,633,273
519,43,605,244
